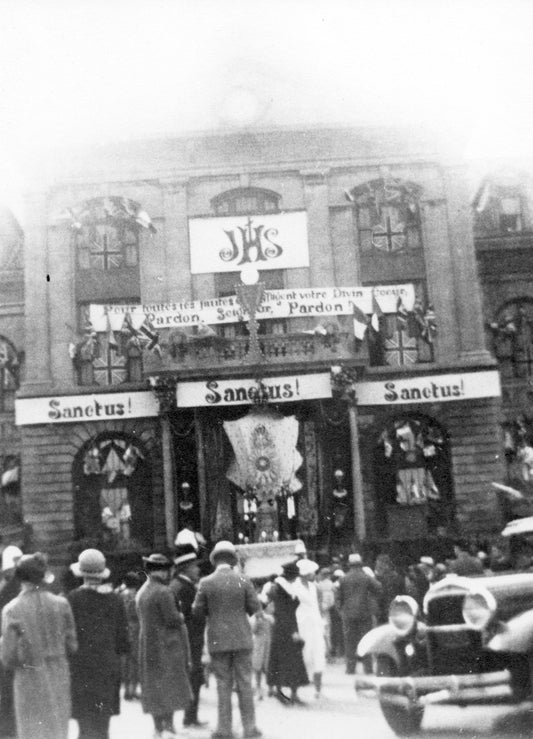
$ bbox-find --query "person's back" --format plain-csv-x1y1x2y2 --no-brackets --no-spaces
194,566,257,653
339,566,381,619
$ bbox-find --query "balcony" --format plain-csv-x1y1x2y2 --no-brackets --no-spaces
142,329,367,376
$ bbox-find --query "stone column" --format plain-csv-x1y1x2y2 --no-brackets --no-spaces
348,405,366,544
21,190,52,391
442,165,493,363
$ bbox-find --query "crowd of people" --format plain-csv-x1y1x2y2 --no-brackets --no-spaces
0,534,518,739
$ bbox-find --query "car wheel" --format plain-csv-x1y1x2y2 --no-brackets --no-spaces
376,656,424,737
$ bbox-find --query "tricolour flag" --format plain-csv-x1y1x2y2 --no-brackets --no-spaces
353,304,369,340
371,295,384,333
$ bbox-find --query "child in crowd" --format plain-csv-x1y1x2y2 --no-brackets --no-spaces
116,571,143,700
251,596,274,699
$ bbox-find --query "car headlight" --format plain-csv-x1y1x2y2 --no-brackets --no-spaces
389,595,419,636
462,588,497,630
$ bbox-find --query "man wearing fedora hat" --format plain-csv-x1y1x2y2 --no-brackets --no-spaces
68,549,130,739
137,553,192,739
192,540,262,739
170,543,207,730
337,553,382,674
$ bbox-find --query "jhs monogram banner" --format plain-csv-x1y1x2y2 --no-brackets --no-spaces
188,211,309,274
89,284,415,331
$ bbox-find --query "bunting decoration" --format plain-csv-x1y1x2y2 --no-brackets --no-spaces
105,311,119,354
414,299,437,344
55,196,157,233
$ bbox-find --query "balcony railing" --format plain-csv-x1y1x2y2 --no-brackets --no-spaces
143,330,365,374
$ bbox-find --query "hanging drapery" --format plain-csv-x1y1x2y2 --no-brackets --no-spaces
223,409,303,500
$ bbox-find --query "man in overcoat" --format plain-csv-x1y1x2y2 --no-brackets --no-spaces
169,543,207,729
136,553,192,739
192,540,262,739
337,553,382,674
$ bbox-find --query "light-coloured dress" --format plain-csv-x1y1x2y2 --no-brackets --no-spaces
294,579,326,678
1,586,77,739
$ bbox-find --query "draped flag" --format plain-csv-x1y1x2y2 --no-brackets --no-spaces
105,312,119,354
223,410,303,499
138,318,162,357
396,296,409,331
371,295,384,333
352,304,369,340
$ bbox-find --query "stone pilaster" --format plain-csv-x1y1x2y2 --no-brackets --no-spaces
442,166,493,363
21,191,52,392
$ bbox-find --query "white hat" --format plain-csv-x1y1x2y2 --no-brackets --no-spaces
209,540,237,565
419,556,435,568
2,546,22,572
294,540,307,556
174,528,199,551
348,553,363,566
70,549,110,580
333,568,345,578
297,558,319,577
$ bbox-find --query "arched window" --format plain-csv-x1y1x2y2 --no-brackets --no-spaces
72,432,153,551
0,336,19,412
373,414,454,539
211,187,280,216
212,187,285,337
350,178,422,254
72,197,146,271
488,298,533,380
74,303,142,387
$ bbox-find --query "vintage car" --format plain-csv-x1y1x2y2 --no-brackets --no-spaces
355,528,533,735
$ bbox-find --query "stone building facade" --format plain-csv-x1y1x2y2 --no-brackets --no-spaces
16,127,504,568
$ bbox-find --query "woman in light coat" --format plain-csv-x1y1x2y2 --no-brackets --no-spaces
295,558,327,698
1,552,77,739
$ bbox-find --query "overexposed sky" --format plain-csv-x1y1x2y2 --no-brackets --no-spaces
0,0,531,211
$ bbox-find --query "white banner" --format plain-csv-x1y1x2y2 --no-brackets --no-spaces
16,391,159,425
176,373,332,407
89,283,416,331
356,370,501,406
188,211,309,274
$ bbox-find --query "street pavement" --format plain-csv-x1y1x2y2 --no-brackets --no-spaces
67,660,533,739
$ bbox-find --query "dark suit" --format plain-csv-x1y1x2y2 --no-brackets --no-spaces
192,564,260,738
337,567,382,673
170,574,205,725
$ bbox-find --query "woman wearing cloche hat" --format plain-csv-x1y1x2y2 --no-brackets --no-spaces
1,553,78,739
136,553,192,739
67,549,130,739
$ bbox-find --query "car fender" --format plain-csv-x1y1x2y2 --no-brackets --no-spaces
357,623,401,665
487,609,533,653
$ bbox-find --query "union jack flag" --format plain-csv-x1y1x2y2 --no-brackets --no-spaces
384,330,418,366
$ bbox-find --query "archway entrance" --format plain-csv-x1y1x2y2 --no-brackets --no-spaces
373,414,455,541
73,432,153,552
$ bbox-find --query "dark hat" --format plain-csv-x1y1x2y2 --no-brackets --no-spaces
174,544,198,567
15,553,48,584
142,553,172,570
281,560,299,579
123,571,142,589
